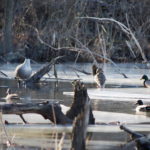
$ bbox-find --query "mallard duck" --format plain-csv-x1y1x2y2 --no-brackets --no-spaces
92,64,106,88
5,88,28,124
15,58,32,80
141,75,150,88
5,88,20,104
135,100,150,112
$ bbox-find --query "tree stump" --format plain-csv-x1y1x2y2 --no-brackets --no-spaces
71,80,92,150
66,80,95,124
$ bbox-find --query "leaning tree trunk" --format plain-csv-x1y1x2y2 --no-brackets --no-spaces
3,0,14,54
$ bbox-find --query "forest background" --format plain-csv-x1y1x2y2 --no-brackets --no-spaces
0,0,150,63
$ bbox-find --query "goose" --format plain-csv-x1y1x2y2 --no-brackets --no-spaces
92,64,106,88
135,100,150,112
15,58,32,80
141,75,150,88
5,88,28,124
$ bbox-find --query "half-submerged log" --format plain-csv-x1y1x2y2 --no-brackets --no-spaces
120,125,150,150
0,101,72,124
66,80,95,124
71,81,91,150
25,56,63,85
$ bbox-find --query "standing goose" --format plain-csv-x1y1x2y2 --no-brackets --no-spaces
92,64,106,88
5,88,28,124
135,100,150,112
141,75,150,88
15,58,32,80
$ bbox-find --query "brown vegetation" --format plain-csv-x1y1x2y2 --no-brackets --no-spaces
0,0,150,62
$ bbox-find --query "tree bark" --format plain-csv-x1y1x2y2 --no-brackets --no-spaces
66,80,95,124
71,89,90,150
120,125,150,150
0,101,72,125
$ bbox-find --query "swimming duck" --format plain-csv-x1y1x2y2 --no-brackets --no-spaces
135,100,150,112
92,64,106,88
5,88,28,124
15,58,32,80
141,75,150,88
5,88,20,104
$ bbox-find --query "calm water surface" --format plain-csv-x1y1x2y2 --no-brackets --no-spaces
0,62,150,150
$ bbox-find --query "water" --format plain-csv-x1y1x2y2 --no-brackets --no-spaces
0,62,150,150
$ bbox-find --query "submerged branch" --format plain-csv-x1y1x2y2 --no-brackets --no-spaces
120,125,150,150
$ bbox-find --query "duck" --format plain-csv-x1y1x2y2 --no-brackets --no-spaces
5,88,28,124
135,100,150,112
141,75,150,88
15,58,32,80
5,88,20,104
92,64,106,88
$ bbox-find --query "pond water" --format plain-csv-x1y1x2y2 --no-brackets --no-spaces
0,62,150,150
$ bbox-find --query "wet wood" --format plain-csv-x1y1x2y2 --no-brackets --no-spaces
71,81,91,150
120,125,150,150
66,80,95,124
0,101,72,125
26,56,63,85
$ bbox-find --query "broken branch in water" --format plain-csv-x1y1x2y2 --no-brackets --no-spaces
0,80,95,126
25,56,64,85
0,101,72,125
120,125,150,150
0,70,8,78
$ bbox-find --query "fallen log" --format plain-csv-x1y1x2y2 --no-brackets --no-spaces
120,125,150,150
66,80,95,124
0,101,72,125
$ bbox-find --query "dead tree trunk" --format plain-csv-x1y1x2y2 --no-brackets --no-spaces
120,125,150,150
71,84,91,150
66,80,95,124
0,101,72,124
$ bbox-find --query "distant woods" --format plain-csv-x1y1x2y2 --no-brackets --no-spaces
0,0,150,62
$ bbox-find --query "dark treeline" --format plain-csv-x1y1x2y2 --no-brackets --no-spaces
0,0,150,63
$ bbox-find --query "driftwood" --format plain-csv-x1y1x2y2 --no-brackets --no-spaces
0,101,72,124
71,86,90,150
0,80,95,126
66,80,95,124
25,56,63,85
120,125,150,150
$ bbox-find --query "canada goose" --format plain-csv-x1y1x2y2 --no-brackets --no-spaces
92,65,106,88
141,75,150,88
15,58,32,80
135,100,150,112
